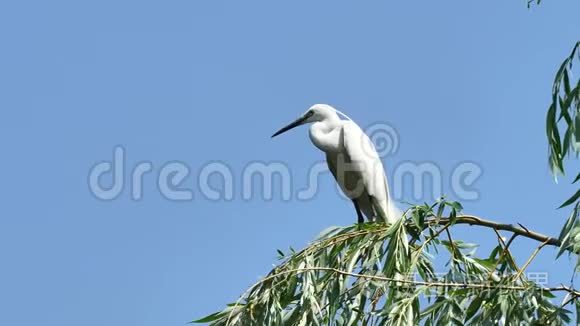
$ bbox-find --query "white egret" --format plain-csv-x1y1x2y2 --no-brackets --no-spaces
271,104,400,224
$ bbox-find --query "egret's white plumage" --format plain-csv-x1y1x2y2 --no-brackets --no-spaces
272,104,400,224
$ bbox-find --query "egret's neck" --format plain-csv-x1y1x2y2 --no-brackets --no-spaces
308,117,342,153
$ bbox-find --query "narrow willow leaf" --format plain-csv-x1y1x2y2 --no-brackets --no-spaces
315,225,344,240
190,311,225,323
576,299,580,326
448,201,464,211
473,257,496,270
546,103,556,140
449,208,458,225
563,68,571,94
560,98,575,127
562,128,573,158
559,189,580,208
436,201,445,218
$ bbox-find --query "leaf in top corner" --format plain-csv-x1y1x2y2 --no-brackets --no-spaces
559,189,580,209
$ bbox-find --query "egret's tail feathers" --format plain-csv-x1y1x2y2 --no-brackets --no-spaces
388,203,403,223
370,196,401,224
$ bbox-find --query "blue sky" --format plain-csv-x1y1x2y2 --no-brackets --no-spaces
1,1,579,325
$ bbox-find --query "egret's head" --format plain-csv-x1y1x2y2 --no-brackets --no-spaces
304,104,339,123
271,104,339,138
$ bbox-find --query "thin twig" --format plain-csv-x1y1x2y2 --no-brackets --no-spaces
560,286,580,307
488,230,519,279
561,293,577,308
445,228,456,254
236,266,580,306
409,222,453,269
514,239,551,281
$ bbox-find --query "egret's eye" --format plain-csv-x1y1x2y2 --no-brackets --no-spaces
306,110,314,117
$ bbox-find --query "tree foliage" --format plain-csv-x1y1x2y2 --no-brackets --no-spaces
195,200,580,325
546,41,579,182
549,40,580,282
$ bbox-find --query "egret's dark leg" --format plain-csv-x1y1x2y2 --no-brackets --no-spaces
352,200,364,224
368,195,382,222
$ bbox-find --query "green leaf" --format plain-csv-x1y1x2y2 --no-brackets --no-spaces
315,225,344,240
449,208,458,225
191,311,225,323
559,92,574,125
562,128,573,158
447,201,464,212
473,257,496,270
563,68,571,94
573,173,580,184
559,189,580,208
436,200,446,218
557,204,579,258
411,209,425,229
576,299,580,326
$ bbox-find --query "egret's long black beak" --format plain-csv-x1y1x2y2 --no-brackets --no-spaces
271,115,309,138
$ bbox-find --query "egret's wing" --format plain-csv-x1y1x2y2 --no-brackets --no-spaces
325,151,362,201
326,152,338,181
340,121,396,222
340,121,387,196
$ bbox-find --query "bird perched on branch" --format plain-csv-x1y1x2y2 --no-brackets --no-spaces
272,104,400,224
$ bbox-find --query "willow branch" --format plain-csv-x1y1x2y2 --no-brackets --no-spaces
238,267,580,299
282,214,561,275
431,215,561,247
